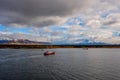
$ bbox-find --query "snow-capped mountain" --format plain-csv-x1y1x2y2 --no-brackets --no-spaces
0,39,51,45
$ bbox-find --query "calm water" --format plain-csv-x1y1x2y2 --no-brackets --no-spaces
0,48,120,80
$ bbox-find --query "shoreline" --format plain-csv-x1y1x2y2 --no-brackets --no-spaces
0,44,120,49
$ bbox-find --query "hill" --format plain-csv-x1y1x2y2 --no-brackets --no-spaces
0,39,50,45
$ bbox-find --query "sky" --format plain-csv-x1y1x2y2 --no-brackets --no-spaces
0,0,120,44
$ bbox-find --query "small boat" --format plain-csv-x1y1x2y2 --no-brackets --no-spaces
44,51,55,56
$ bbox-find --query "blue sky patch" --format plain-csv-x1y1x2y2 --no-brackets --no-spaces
0,24,6,31
8,27,31,34
49,26,67,31
113,32,120,37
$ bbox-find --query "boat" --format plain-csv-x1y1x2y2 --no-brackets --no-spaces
44,51,55,56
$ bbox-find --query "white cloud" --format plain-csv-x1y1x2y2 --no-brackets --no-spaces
1,0,120,44
86,19,101,28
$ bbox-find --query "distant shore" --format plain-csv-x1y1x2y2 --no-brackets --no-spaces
0,44,120,49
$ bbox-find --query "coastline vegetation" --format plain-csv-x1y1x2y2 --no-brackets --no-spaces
0,44,120,49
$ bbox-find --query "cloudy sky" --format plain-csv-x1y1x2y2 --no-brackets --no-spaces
0,0,120,44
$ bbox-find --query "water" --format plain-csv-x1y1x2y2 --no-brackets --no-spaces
0,48,120,80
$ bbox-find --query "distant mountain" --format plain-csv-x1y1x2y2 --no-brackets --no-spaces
52,39,110,45
0,39,51,45
0,40,10,44
0,38,112,45
72,39,110,45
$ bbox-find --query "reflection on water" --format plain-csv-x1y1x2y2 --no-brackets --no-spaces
0,48,120,80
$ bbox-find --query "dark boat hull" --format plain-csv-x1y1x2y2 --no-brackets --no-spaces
44,51,55,56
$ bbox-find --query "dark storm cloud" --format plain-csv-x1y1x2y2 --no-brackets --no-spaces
34,20,57,27
0,0,89,27
103,20,119,26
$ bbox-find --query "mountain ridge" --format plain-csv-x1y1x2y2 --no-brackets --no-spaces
0,39,51,45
